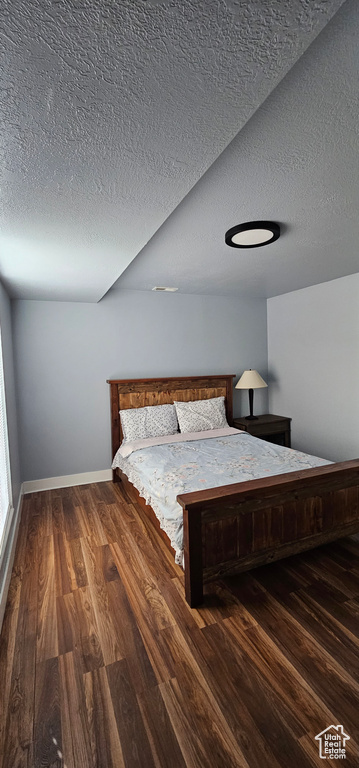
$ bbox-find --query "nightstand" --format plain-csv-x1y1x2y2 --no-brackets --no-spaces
233,414,291,448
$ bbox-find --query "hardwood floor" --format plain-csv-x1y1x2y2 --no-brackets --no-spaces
1,481,359,767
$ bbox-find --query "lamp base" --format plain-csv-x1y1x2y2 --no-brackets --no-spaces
245,415,258,420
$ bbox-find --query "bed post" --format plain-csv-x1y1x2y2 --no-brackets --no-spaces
182,506,203,607
108,381,121,482
225,376,234,426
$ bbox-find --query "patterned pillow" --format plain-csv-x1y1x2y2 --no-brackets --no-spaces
174,396,228,433
120,403,178,442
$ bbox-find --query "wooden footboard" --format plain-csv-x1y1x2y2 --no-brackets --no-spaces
177,459,359,607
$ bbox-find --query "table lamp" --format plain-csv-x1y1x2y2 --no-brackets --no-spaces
235,369,267,420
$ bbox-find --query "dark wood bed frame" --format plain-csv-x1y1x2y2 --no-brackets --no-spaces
108,375,359,607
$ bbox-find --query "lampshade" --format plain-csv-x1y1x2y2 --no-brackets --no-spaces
235,370,267,390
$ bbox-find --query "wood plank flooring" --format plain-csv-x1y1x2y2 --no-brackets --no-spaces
1,480,359,767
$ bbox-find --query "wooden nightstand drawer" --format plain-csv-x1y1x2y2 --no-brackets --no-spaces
233,414,291,448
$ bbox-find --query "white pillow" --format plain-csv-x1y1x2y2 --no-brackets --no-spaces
120,403,178,442
174,396,228,433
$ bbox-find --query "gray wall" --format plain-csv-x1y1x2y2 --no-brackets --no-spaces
0,282,21,510
267,273,359,462
13,289,268,481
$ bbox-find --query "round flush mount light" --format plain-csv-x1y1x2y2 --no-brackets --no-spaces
225,220,280,248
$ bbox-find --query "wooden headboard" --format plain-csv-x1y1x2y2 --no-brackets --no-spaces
107,375,235,459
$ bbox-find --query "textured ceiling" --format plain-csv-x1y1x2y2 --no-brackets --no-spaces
117,0,359,299
0,0,346,301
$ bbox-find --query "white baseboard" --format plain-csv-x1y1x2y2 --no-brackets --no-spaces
23,468,113,494
0,486,24,632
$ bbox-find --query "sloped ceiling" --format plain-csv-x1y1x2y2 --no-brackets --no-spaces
0,0,346,301
118,0,359,299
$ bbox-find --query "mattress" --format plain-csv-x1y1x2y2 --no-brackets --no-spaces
112,428,331,564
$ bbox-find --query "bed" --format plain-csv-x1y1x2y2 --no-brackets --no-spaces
108,375,359,607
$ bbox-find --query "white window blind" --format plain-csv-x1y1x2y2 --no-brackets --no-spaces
0,327,12,551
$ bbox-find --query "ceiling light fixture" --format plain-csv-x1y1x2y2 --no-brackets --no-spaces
225,221,280,248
